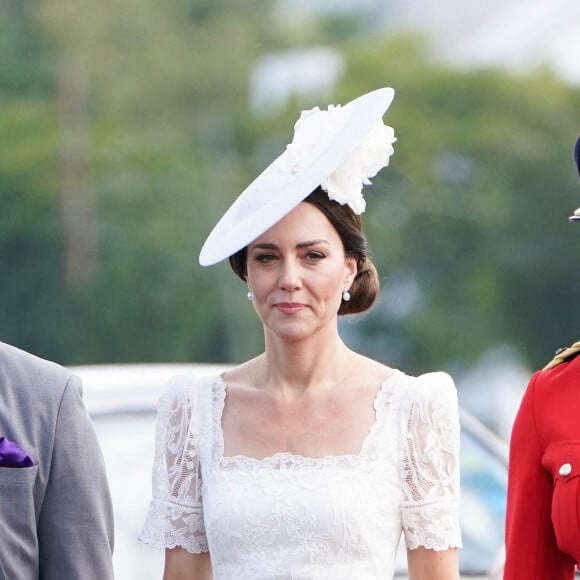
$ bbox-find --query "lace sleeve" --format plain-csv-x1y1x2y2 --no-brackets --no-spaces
139,374,208,553
400,372,462,551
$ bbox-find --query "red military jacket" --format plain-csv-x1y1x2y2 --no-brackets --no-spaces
505,343,580,579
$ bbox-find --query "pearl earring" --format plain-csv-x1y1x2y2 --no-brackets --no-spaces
342,287,351,302
247,287,253,301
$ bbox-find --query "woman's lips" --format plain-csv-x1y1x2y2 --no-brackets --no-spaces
274,302,307,314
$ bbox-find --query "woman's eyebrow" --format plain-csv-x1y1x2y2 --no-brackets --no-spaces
251,242,279,250
250,239,330,251
296,239,329,249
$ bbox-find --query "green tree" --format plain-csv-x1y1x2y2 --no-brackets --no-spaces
337,36,580,372
2,3,580,373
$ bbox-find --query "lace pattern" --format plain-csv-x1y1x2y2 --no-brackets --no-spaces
139,374,209,553
140,369,462,577
400,372,462,550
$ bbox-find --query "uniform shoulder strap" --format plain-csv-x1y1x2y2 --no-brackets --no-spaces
543,340,580,371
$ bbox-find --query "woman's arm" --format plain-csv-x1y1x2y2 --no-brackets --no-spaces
163,547,212,580
407,547,459,580
140,378,211,575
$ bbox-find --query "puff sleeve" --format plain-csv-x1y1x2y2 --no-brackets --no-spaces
139,375,208,553
400,372,462,550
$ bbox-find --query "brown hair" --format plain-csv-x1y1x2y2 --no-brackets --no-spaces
228,187,380,315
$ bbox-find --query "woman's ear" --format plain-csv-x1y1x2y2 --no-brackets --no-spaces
344,256,357,286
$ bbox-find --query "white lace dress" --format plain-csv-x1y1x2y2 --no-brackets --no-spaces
139,370,462,579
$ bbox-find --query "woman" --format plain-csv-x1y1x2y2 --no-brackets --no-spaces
140,87,462,579
504,136,580,580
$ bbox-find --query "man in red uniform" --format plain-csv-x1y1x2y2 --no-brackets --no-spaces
504,135,580,579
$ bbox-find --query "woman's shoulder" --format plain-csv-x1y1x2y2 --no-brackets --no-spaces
396,369,457,405
353,354,455,400
351,352,393,383
397,371,460,443
218,356,270,391
158,372,221,408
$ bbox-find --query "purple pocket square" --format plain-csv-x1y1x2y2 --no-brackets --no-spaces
0,436,36,468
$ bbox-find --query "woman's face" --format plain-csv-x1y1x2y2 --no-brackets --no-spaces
245,202,357,342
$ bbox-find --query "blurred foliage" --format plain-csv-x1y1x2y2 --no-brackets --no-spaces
1,0,579,373
336,36,580,373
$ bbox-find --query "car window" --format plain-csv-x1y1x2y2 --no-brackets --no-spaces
458,428,507,573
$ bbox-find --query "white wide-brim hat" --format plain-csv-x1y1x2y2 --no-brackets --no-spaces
199,87,395,266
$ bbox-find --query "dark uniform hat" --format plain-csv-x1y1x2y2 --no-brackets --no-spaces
544,136,580,369
569,135,580,221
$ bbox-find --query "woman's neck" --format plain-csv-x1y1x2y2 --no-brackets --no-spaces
256,330,356,400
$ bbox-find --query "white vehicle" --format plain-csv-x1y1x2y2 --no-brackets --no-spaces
76,363,508,580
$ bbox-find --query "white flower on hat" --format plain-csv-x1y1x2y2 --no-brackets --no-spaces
284,103,396,214
284,105,345,173
323,121,396,214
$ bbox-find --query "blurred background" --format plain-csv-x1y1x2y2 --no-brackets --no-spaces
2,0,580,440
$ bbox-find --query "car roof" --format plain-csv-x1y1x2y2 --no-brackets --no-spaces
72,362,232,415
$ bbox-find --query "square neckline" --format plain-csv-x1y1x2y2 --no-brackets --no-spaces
210,369,402,469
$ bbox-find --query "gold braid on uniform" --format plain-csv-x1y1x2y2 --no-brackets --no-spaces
543,340,580,370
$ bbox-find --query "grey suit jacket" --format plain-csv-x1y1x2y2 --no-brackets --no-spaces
0,342,114,580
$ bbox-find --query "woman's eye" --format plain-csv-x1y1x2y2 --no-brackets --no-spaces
305,251,325,261
255,253,278,263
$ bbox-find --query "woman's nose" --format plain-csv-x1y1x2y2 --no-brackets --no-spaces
279,260,301,292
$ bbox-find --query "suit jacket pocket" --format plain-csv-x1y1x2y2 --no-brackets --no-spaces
0,463,38,484
543,441,580,563
0,464,39,577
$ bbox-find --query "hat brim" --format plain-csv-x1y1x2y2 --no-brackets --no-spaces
199,87,395,266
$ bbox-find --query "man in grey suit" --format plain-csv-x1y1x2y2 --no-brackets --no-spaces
0,341,114,579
